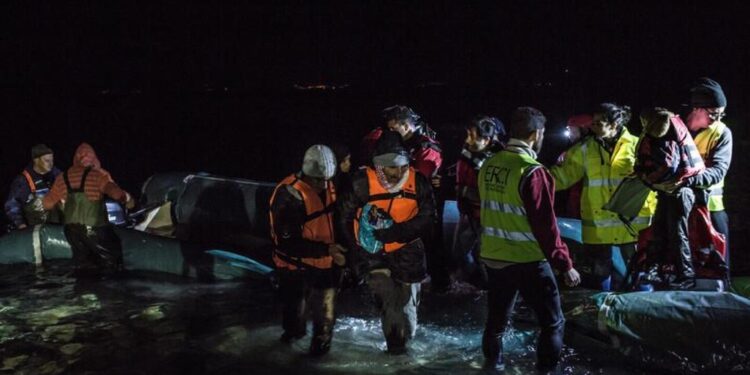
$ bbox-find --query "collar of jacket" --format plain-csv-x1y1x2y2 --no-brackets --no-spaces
505,138,538,160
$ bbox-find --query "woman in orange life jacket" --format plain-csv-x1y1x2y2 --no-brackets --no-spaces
453,116,505,286
268,144,347,356
337,130,435,354
635,108,705,290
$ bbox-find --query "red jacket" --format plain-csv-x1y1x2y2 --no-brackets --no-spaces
636,115,705,186
361,128,443,178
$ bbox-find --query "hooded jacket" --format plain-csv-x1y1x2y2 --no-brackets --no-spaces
43,143,130,211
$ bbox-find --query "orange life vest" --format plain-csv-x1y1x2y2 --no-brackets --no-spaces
269,174,335,270
355,167,419,253
22,170,37,193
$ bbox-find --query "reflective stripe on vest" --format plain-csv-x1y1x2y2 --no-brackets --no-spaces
269,174,335,270
694,121,727,211
354,167,419,253
578,131,655,244
479,150,545,263
22,170,37,194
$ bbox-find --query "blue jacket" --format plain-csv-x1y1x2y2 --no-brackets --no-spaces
4,164,61,228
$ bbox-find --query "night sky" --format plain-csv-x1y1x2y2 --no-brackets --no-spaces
3,1,749,203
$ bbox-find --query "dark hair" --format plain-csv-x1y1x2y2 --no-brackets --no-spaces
510,107,546,138
381,105,421,128
330,142,350,164
469,116,506,141
595,103,632,128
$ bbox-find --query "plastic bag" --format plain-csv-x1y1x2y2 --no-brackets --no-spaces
358,204,393,254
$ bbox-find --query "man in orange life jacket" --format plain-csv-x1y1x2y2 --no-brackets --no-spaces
42,143,135,275
269,144,347,356
338,130,435,354
4,144,62,230
362,105,451,291
635,108,705,289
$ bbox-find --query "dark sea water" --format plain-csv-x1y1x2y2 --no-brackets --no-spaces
0,263,654,375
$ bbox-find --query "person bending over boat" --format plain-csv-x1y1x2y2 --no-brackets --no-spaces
42,143,135,276
635,108,705,290
269,144,346,356
338,131,435,354
478,107,580,373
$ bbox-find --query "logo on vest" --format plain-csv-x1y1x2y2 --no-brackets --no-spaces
484,166,510,192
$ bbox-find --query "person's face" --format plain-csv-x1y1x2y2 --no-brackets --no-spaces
33,154,54,174
387,120,411,138
591,113,619,139
339,154,351,174
382,165,409,185
567,126,582,143
465,127,490,152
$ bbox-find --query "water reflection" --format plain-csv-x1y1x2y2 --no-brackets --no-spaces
0,266,646,374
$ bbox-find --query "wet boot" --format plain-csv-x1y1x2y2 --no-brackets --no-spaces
642,263,663,285
385,327,407,355
482,333,505,371
671,241,696,290
309,334,332,357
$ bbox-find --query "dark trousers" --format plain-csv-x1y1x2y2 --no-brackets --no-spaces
648,188,696,279
63,224,123,272
278,270,338,346
581,243,635,290
711,210,730,274
483,261,565,369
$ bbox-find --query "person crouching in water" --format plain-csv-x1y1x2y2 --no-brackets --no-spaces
635,108,705,289
479,107,580,372
337,131,435,354
453,116,505,286
269,144,347,356
42,143,135,276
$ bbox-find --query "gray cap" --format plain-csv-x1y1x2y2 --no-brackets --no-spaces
302,144,337,179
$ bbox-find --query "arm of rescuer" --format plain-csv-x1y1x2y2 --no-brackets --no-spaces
42,169,135,211
98,170,135,209
4,174,32,228
522,166,580,287
683,127,732,188
548,141,585,191
412,143,443,180
270,185,331,259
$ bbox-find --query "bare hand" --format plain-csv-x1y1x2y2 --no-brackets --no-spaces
17,224,27,230
328,243,348,266
564,268,581,287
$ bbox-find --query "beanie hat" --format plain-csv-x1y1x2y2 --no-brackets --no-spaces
372,130,410,167
690,77,727,108
31,144,53,159
302,144,337,179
